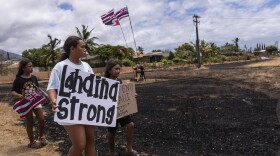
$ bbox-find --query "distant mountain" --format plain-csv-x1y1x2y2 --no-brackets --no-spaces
0,49,22,60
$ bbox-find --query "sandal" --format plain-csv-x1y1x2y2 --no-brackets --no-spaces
125,149,139,156
39,137,49,146
27,140,42,149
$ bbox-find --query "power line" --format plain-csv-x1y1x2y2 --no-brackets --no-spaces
200,16,280,19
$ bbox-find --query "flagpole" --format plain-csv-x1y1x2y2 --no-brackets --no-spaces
126,6,137,52
119,23,128,48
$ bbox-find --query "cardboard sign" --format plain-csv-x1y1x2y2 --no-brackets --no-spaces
54,65,120,127
117,83,138,119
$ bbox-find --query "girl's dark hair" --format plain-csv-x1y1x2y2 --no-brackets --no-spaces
104,59,121,78
16,58,31,77
60,36,82,61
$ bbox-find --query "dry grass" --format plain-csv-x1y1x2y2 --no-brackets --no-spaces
244,57,280,67
0,102,60,156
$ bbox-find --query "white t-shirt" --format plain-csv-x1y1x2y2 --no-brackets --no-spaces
47,58,94,91
47,59,94,126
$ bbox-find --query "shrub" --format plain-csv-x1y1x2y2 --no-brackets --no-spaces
162,59,168,65
168,60,173,65
172,57,182,63
226,56,239,62
184,59,192,64
122,59,134,67
162,59,170,68
89,62,106,68
206,55,226,63
239,54,251,60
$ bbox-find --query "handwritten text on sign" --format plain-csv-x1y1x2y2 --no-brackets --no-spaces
54,65,120,127
117,83,138,119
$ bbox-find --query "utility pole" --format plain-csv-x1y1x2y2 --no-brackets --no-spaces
193,14,201,68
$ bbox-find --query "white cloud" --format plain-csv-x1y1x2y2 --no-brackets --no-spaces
0,0,280,55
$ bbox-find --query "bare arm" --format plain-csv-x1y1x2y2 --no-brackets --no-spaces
11,91,24,100
37,87,50,99
47,89,58,112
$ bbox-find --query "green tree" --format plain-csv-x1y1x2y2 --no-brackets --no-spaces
42,35,61,67
266,45,278,54
168,52,175,60
95,45,134,62
22,48,55,68
198,41,222,62
255,43,261,51
205,42,220,57
175,43,195,59
220,42,237,55
127,47,135,59
22,48,43,67
113,45,132,60
95,45,115,62
76,25,99,54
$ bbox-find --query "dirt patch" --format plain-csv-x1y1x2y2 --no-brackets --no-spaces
0,103,60,156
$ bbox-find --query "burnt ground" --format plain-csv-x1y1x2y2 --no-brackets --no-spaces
2,61,280,156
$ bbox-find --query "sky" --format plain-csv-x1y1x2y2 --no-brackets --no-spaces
1,0,280,55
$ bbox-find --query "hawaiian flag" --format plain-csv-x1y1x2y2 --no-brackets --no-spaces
115,7,129,21
101,9,120,26
13,90,46,118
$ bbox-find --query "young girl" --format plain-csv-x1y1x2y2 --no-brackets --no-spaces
104,59,139,156
47,36,96,156
11,58,48,149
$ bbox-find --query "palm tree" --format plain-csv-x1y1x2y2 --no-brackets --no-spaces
137,46,144,54
76,25,99,55
42,34,61,67
232,37,239,51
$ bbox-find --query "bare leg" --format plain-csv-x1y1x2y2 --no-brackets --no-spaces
126,122,134,152
85,125,96,156
107,131,116,154
33,108,45,138
25,112,34,144
64,125,86,156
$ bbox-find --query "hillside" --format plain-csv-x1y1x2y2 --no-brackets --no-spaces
0,49,22,60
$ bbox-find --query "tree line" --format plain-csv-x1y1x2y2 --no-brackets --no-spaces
160,37,278,64
22,25,141,68
22,25,279,68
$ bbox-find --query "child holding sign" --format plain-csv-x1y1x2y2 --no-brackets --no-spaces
11,58,48,149
47,36,96,156
104,60,139,156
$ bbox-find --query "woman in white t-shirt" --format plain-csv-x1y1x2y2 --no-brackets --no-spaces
47,36,96,156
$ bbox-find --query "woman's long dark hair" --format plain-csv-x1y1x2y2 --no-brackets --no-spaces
16,58,31,77
60,36,82,61
104,59,121,78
